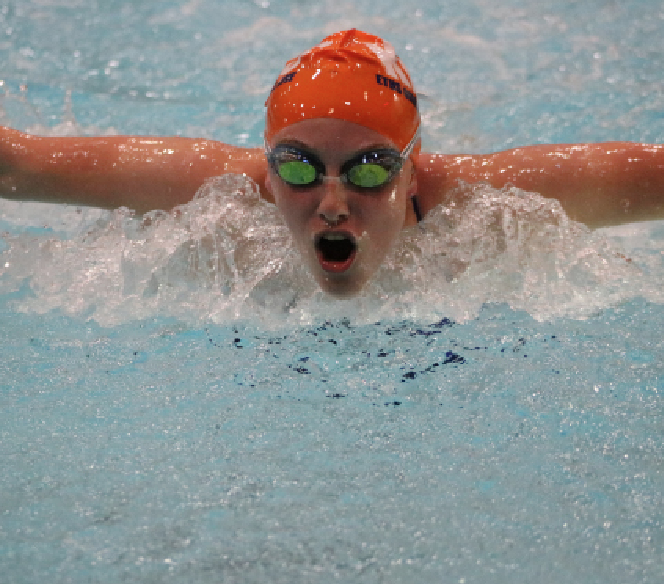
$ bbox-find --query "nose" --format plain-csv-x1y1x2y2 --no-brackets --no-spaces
317,177,349,226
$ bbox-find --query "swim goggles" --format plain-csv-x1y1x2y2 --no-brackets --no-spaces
265,127,420,190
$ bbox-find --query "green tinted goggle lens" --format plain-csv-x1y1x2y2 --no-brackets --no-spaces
277,161,317,185
347,163,390,188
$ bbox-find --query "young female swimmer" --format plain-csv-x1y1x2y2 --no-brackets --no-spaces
1,29,663,296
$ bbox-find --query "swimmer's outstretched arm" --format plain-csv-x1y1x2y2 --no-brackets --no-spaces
3,126,663,227
418,143,664,228
0,126,270,213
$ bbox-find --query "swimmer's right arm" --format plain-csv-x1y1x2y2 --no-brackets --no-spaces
0,126,271,213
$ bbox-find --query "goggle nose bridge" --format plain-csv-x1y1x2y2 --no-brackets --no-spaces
321,175,348,184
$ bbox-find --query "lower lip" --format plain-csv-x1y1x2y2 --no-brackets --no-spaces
317,249,357,273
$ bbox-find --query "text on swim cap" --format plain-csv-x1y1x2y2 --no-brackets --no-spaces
270,71,298,93
375,74,417,108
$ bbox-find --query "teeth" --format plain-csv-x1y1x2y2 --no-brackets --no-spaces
323,234,349,241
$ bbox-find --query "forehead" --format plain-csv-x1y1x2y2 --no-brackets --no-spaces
270,118,398,159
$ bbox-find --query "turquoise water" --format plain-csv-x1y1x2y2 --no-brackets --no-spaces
1,1,664,583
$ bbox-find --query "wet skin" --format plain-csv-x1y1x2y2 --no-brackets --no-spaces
265,118,418,297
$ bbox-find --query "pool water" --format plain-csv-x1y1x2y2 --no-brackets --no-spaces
1,1,663,583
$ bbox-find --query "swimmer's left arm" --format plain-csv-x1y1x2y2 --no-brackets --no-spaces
417,142,664,228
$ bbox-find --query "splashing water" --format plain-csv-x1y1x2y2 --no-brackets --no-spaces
2,173,658,327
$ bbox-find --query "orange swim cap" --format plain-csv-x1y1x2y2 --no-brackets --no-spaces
265,29,420,156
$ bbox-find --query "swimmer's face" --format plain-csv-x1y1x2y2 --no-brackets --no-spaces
266,118,418,297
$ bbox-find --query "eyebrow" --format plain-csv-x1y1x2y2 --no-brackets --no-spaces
274,140,399,159
274,140,318,154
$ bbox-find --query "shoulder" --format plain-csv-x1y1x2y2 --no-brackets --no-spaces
414,151,480,217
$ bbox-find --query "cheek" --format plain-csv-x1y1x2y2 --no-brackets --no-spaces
357,188,406,254
271,181,296,218
387,184,407,215
373,184,408,228
380,191,405,233
273,188,313,238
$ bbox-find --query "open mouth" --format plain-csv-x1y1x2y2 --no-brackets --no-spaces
315,233,357,273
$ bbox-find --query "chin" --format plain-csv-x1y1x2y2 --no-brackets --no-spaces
315,272,369,298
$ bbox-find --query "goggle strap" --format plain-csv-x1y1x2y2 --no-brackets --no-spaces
400,124,421,160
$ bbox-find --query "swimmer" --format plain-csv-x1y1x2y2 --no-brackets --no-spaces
1,29,664,296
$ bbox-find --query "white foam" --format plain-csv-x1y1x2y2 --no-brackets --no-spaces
2,174,661,327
